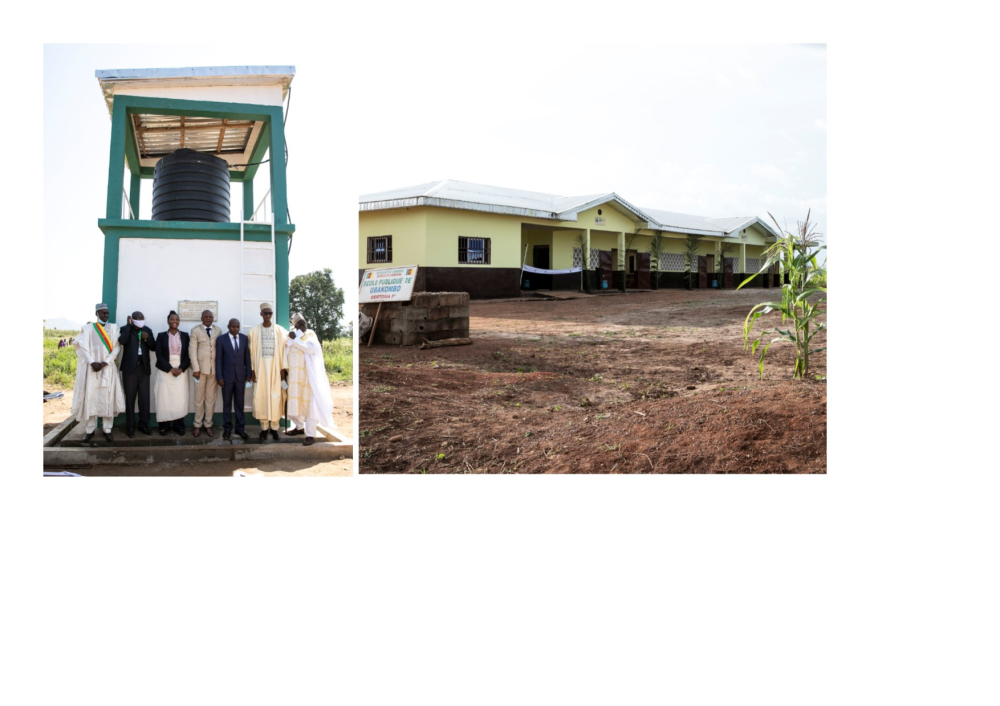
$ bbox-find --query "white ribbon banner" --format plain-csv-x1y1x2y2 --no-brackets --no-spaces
521,264,582,275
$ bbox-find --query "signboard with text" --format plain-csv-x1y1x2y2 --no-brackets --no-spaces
178,300,219,320
359,265,419,304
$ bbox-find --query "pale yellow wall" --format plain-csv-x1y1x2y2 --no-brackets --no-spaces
359,204,775,271
738,223,771,246
587,230,619,251
423,208,523,267
573,205,637,234
552,230,582,269
358,209,427,268
521,229,555,267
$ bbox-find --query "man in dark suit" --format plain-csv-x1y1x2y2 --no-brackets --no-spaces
216,318,253,441
118,310,154,438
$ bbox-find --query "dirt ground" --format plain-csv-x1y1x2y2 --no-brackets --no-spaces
359,289,826,474
43,382,355,477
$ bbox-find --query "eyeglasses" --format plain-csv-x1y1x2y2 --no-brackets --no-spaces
262,311,273,316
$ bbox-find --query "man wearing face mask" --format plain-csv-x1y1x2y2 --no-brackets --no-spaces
117,310,154,438
71,303,126,442
188,309,222,437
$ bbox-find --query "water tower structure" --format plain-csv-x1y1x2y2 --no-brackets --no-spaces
95,65,296,426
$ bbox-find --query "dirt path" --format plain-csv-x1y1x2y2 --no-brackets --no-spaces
43,382,355,477
360,289,826,474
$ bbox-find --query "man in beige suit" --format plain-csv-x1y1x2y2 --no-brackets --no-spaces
188,309,223,437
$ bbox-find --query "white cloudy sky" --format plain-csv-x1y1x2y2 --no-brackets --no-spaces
43,43,824,327
354,44,826,238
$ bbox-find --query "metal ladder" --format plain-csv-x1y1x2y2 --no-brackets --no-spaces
240,188,277,328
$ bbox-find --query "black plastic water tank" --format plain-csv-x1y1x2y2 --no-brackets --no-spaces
151,149,231,223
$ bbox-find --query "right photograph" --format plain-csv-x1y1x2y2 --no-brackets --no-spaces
357,50,826,475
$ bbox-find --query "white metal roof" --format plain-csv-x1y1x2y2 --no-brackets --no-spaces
360,179,779,239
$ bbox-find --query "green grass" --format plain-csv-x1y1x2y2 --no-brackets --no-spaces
323,337,353,383
43,329,80,388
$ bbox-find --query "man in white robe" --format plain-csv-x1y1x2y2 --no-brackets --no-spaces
284,313,334,446
247,302,288,441
71,303,125,442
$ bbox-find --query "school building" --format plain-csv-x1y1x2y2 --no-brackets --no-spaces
358,180,781,298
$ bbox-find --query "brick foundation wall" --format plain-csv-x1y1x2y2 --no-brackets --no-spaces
361,292,470,346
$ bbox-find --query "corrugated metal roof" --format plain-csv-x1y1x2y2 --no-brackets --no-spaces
96,66,294,172
360,179,779,239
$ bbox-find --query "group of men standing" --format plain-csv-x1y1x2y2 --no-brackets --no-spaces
71,302,333,445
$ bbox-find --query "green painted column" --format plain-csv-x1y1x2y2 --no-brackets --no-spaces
267,113,288,226
128,173,141,220
102,233,120,323
740,242,746,276
582,228,592,294
243,179,254,221
275,233,290,327
105,101,128,220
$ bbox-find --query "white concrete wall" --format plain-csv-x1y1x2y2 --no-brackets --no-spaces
116,84,284,106
117,238,276,414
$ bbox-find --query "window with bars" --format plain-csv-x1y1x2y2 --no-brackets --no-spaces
367,235,392,264
458,236,491,265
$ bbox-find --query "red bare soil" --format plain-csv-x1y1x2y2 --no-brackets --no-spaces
360,289,826,474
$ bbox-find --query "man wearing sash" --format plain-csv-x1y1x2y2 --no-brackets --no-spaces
247,303,288,441
284,313,334,446
71,303,125,442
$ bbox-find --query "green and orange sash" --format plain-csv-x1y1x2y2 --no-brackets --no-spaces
93,322,118,366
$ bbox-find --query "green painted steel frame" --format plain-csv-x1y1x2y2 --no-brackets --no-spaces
102,95,292,327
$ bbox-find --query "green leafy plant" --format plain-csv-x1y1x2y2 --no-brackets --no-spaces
684,234,703,290
738,211,827,379
648,231,664,290
288,268,345,341
575,232,589,293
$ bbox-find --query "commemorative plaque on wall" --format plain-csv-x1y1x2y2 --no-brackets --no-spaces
178,301,219,320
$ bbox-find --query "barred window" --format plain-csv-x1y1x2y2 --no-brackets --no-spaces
458,236,491,265
367,235,392,264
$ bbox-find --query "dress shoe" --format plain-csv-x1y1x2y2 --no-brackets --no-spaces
270,429,279,441
103,432,113,443
176,427,185,436
237,431,249,441
127,428,135,438
138,425,152,436
193,427,201,437
286,428,304,436
303,437,315,446
82,432,94,442
159,427,168,436
223,432,232,441
259,430,268,441
204,427,214,437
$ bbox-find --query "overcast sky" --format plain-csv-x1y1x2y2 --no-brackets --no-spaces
44,43,824,327
353,43,826,239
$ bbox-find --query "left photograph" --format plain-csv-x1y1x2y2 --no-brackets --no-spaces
43,49,354,476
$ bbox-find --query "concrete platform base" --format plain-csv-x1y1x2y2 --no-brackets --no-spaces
44,418,353,467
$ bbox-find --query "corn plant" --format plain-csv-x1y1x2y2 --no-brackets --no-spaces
737,211,826,379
